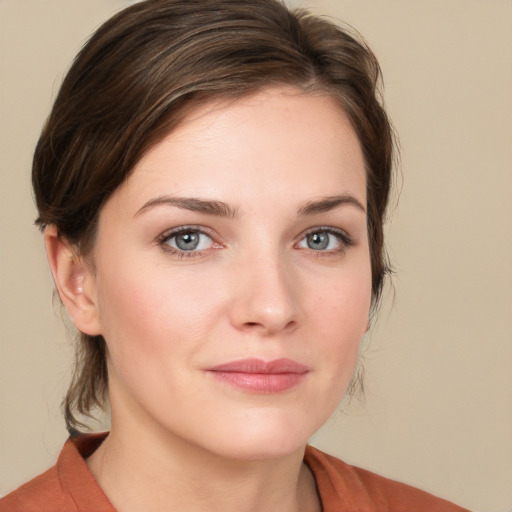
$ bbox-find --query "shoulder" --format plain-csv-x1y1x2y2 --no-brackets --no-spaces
304,445,471,512
0,465,74,512
0,434,112,512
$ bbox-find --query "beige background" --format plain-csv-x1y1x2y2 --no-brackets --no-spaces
0,1,511,510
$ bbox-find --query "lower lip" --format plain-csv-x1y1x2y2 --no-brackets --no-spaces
208,371,307,393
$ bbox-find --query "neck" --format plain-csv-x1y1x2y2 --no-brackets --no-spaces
86,422,320,512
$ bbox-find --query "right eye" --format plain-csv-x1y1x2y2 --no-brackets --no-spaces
158,227,217,257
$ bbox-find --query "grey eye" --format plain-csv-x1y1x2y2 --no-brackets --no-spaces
306,232,330,250
164,230,214,252
297,229,347,252
175,231,200,250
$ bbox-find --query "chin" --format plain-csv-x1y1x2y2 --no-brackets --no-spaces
211,437,307,462
196,413,320,461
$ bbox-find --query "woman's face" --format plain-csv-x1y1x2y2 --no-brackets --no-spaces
86,87,371,459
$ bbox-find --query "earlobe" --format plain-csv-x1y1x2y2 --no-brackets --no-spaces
44,225,102,336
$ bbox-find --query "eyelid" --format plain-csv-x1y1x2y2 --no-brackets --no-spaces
158,224,218,240
295,226,355,251
156,225,222,257
301,225,353,240
155,224,354,259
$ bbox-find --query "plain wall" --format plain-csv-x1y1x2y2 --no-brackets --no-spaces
0,1,511,511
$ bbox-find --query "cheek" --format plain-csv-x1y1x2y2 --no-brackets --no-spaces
310,257,372,334
93,261,220,416
94,257,223,357
306,260,372,375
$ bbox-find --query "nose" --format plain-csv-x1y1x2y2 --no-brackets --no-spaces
228,251,299,336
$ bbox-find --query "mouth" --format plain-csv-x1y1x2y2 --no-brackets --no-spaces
206,358,309,393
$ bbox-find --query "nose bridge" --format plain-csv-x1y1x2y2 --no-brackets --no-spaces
229,242,299,334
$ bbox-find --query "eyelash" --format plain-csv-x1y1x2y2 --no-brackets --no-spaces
156,225,218,259
297,226,354,257
156,225,354,259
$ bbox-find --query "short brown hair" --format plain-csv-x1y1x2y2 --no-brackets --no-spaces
33,0,394,434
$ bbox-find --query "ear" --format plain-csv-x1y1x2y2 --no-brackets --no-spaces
44,225,102,336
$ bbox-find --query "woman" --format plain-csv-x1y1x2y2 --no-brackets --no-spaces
0,1,470,510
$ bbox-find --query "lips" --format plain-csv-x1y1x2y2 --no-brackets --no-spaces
207,358,309,393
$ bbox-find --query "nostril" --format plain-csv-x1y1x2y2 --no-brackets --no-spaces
241,320,297,334
284,320,297,331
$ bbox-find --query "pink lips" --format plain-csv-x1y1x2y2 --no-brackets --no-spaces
207,358,309,393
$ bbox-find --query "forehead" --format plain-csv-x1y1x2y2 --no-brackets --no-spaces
110,86,366,213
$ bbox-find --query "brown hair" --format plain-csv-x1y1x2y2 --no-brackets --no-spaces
33,0,394,434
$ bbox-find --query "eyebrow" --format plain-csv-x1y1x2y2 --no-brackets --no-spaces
135,193,365,219
135,195,240,218
297,194,366,215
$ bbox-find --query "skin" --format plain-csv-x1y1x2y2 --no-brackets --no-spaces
45,86,371,512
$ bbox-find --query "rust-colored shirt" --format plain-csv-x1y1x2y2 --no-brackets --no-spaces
0,433,470,511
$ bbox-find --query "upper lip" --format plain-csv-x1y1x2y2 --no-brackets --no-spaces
208,358,309,374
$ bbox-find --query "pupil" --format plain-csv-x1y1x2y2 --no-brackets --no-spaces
176,232,199,250
307,232,328,250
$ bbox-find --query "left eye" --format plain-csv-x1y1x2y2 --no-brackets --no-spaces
164,230,214,252
297,230,346,251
